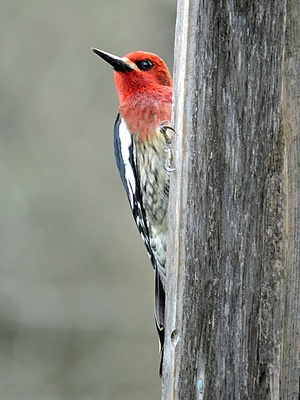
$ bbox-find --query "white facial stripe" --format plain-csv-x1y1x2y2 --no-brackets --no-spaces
122,57,137,70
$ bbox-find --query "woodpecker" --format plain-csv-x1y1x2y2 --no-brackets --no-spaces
92,48,173,374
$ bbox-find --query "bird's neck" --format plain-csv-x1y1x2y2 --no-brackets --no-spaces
119,91,172,143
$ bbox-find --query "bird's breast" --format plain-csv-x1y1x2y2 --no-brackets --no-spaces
135,133,169,233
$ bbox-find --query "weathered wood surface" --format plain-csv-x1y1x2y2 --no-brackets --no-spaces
162,1,300,399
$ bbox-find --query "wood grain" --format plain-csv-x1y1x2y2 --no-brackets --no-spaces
162,1,300,399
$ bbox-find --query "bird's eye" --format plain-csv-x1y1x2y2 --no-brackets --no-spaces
137,59,153,71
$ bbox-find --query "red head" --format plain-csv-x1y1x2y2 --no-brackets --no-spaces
92,48,172,141
92,49,172,102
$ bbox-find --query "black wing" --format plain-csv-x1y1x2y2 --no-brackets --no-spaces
113,114,155,267
114,114,166,375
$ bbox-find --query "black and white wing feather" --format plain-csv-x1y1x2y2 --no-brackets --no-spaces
114,113,166,375
114,114,155,266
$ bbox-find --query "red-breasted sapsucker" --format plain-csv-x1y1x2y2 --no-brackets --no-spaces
92,48,173,374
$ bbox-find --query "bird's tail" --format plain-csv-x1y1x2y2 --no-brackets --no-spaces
154,269,165,376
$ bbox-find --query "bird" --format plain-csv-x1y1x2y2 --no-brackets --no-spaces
91,48,173,375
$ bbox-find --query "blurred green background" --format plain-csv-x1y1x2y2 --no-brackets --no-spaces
0,1,175,399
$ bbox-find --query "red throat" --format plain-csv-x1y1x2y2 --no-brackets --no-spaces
120,97,172,142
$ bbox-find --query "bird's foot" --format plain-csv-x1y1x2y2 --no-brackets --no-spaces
159,121,176,172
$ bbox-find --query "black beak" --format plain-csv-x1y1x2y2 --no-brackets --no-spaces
91,48,133,72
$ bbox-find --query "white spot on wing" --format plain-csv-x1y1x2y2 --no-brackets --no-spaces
119,120,136,207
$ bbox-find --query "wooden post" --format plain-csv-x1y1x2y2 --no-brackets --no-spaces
162,1,300,399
